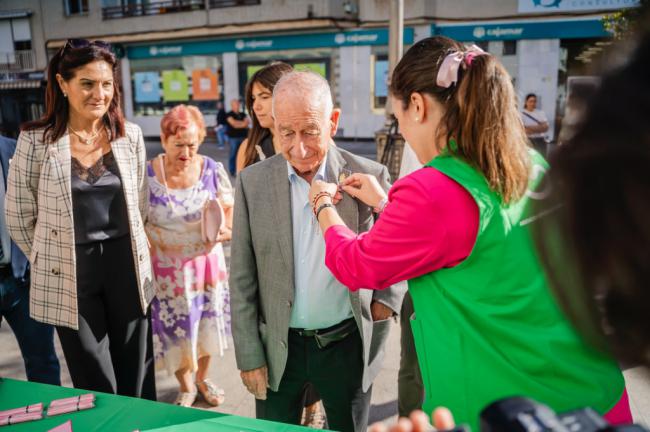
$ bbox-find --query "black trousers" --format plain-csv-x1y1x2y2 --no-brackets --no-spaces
57,235,156,400
398,291,424,417
256,328,371,432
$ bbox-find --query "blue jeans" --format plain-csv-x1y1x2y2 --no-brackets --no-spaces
0,270,60,385
216,126,227,148
228,136,245,176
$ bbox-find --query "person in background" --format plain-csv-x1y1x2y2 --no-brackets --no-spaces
0,134,61,386
146,104,233,407
521,93,550,155
6,39,156,399
215,100,227,149
225,98,249,175
309,36,629,431
230,71,405,432
236,61,326,428
235,62,292,173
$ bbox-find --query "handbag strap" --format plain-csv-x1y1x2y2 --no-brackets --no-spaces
157,155,177,214
522,111,543,125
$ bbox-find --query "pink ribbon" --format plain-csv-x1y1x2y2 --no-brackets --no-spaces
436,45,486,88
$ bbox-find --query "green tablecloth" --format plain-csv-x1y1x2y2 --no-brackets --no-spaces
0,378,313,431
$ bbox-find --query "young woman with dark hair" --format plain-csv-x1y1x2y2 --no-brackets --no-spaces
6,39,156,399
235,62,293,173
308,36,629,430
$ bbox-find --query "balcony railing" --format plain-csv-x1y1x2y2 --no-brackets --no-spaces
0,50,36,72
209,0,260,7
102,0,205,20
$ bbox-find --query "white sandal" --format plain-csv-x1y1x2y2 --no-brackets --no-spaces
196,379,226,407
174,391,197,407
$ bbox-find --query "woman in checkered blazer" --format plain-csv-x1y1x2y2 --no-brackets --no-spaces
5,39,156,399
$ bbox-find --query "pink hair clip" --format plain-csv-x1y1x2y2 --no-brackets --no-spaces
436,45,486,89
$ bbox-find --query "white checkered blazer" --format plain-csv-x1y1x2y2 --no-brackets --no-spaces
5,122,154,330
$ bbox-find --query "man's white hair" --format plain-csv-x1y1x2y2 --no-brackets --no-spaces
271,71,334,119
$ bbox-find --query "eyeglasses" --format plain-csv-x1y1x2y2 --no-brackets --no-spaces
63,39,111,53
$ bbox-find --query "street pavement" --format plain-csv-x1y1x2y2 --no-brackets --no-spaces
0,137,648,429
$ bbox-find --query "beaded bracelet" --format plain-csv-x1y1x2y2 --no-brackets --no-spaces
312,191,333,210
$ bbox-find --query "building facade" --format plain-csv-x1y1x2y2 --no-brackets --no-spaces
0,0,639,139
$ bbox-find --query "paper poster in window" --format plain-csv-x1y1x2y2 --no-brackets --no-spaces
134,72,160,103
192,68,219,101
162,70,189,102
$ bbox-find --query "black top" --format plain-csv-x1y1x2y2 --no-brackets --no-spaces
71,151,130,245
216,108,227,126
226,111,249,138
253,134,276,164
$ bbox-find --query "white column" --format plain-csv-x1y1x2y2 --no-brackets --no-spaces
338,45,384,139
121,57,134,121
222,52,239,105
517,39,561,139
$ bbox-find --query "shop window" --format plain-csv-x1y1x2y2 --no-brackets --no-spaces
503,40,517,56
64,0,89,16
130,55,223,118
372,54,389,112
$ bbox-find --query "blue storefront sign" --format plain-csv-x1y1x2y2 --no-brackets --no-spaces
518,0,639,14
127,28,415,59
433,19,612,41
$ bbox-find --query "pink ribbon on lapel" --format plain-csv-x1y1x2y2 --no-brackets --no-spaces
436,45,486,88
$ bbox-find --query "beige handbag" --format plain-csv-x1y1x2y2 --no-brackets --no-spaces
200,198,225,244
159,155,225,244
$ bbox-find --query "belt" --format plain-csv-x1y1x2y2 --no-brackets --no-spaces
290,318,357,349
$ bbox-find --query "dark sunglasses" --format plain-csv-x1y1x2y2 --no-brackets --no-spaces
63,38,112,52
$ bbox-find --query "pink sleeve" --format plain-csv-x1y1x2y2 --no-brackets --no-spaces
324,168,479,290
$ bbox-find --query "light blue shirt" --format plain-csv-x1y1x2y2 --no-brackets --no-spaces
287,157,353,330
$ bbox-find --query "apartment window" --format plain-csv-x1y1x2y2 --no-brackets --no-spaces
65,0,89,16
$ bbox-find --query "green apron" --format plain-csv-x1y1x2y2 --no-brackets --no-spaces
408,150,624,431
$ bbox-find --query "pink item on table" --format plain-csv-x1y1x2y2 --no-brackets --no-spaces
46,401,95,417
48,420,73,432
49,394,94,408
0,411,43,426
0,402,42,418
325,167,479,291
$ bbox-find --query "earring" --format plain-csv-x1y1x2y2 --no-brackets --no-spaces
63,92,68,98
414,117,419,122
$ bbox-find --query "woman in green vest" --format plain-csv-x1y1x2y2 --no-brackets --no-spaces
307,36,629,430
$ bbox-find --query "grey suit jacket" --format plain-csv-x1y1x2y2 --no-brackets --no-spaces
230,144,407,393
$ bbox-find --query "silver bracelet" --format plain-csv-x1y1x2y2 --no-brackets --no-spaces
374,197,388,214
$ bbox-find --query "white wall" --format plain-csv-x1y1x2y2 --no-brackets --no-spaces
517,39,561,139
338,45,385,139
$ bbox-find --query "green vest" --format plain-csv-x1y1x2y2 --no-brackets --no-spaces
409,152,624,431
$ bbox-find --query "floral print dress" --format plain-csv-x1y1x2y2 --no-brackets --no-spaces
145,156,233,375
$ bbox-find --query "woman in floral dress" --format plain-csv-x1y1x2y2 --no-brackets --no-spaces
146,105,233,407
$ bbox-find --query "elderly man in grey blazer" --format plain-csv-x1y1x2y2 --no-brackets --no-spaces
230,71,406,432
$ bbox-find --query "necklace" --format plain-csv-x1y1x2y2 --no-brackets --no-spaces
68,125,103,146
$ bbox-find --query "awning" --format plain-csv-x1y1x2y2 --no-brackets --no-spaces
45,18,358,48
0,80,43,90
0,10,32,20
